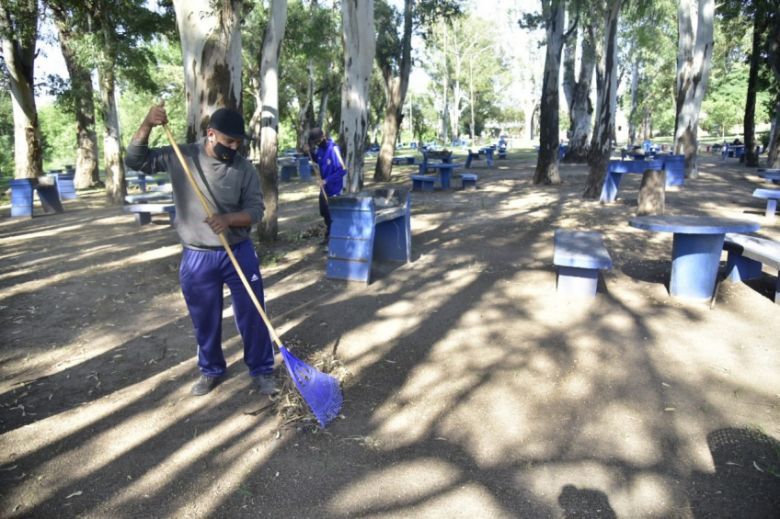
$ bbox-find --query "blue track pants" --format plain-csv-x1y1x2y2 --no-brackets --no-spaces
179,240,274,378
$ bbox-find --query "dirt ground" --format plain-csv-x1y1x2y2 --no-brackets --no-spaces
1,152,779,518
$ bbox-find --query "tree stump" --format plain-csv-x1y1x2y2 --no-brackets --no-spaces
637,169,666,215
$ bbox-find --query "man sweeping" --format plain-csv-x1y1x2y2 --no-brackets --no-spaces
125,104,278,397
306,127,346,245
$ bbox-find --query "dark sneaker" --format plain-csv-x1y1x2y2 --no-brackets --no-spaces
191,375,222,396
253,373,279,395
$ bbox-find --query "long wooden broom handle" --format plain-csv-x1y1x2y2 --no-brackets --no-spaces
162,124,284,349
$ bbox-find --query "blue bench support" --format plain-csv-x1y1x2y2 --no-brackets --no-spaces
498,147,507,159
723,233,780,304
55,173,77,200
461,173,478,190
124,203,176,226
753,188,780,220
553,230,613,297
10,178,65,217
326,189,411,283
411,175,436,192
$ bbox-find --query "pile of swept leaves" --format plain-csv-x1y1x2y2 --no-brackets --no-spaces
270,338,350,432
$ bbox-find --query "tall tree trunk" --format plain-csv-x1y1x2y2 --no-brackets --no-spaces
673,0,714,179
628,58,639,147
583,0,620,199
97,54,126,205
297,59,315,151
0,0,43,180
53,15,100,189
765,9,780,168
374,0,413,182
249,0,287,242
534,0,565,185
173,0,243,143
742,8,764,168
566,21,596,162
340,0,375,193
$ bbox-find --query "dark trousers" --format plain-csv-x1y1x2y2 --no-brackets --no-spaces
319,190,332,236
179,240,274,378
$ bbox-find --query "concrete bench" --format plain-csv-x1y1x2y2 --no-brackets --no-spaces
326,189,411,284
553,229,613,297
461,173,478,190
752,188,780,220
723,233,780,304
9,177,64,217
411,174,436,192
124,203,176,226
497,147,507,159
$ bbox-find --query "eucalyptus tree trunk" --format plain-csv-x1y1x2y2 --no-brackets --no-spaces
742,8,765,168
173,0,243,142
673,0,714,179
92,4,125,205
449,52,463,140
53,14,100,189
766,13,780,168
628,58,639,147
583,0,620,199
340,0,376,193
297,59,315,151
0,0,43,180
374,0,413,182
533,0,565,185
97,50,126,204
566,21,596,162
248,0,287,242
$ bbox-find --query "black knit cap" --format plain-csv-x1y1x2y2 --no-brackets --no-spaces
208,108,246,139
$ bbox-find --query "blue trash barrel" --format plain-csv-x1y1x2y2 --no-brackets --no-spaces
10,179,35,217
297,156,312,181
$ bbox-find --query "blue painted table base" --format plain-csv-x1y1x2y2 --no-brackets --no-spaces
557,266,599,297
670,233,724,300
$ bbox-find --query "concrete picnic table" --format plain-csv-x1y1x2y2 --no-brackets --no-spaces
753,188,780,220
419,162,462,189
758,169,780,184
629,215,760,301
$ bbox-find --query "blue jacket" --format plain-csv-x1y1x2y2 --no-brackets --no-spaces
313,138,346,196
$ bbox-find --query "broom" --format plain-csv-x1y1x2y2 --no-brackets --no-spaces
161,123,342,428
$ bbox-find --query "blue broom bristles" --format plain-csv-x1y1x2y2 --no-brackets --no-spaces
279,346,343,428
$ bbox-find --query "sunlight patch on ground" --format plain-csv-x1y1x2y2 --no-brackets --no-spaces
3,337,247,512
328,458,514,517
518,462,676,517
0,244,181,302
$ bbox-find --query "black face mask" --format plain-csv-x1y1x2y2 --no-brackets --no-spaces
212,140,238,163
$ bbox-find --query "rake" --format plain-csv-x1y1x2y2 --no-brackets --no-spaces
161,123,342,428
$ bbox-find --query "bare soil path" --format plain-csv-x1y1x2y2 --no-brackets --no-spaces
1,153,779,518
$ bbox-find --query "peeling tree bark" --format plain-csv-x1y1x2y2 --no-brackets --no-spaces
533,0,565,185
766,10,780,168
583,0,620,199
566,20,596,162
52,10,100,189
173,0,243,142
248,0,287,242
92,3,126,205
374,0,413,182
340,0,376,193
0,0,43,180
673,0,714,179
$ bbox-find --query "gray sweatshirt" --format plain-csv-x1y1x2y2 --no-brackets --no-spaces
125,141,264,248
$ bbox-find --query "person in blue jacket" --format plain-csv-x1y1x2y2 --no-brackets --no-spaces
307,128,346,243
